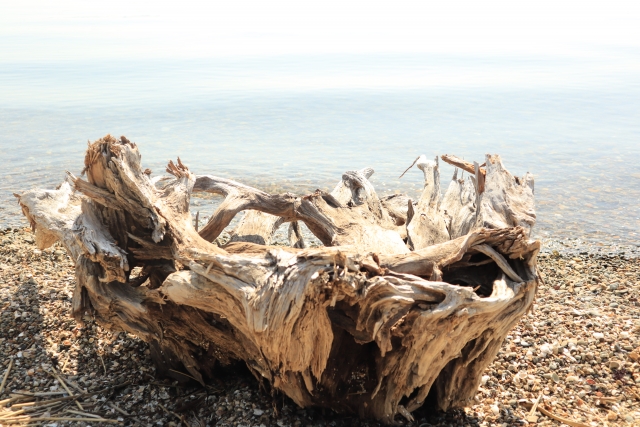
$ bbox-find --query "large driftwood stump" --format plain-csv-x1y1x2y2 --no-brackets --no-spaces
18,136,539,424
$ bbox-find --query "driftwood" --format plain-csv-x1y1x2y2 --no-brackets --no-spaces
18,135,540,424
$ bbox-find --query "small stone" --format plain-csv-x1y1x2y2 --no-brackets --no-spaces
539,343,551,357
606,411,618,421
490,405,500,416
481,375,490,386
551,373,560,383
253,409,264,416
593,332,605,340
609,361,620,369
566,375,579,383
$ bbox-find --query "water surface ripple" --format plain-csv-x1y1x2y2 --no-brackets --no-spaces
1,56,639,248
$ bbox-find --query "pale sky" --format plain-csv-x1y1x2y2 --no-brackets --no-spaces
2,0,640,62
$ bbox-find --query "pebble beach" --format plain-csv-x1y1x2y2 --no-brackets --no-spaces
3,0,640,425
1,226,639,427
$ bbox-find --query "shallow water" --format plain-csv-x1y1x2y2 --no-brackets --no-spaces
1,55,639,246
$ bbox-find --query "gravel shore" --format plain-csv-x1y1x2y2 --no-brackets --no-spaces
1,227,639,426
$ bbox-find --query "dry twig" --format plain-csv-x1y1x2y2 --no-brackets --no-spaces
520,400,590,427
0,359,14,395
49,367,84,411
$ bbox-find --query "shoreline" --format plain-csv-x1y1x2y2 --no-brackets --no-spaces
1,227,639,426
2,213,639,259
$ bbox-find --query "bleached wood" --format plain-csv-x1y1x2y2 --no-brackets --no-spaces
473,244,524,283
194,171,409,254
228,211,285,245
225,166,392,247
17,135,540,425
406,156,449,249
441,154,486,177
330,167,374,205
474,154,536,235
440,168,477,239
287,221,306,248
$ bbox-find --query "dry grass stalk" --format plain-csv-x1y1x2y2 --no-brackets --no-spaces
0,359,14,395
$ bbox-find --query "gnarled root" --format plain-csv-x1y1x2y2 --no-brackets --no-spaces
17,135,539,424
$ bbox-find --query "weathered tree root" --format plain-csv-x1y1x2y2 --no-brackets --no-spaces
18,135,539,424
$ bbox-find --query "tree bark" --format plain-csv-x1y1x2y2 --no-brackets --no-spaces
18,135,540,424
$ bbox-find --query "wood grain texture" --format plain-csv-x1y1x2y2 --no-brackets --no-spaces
18,135,539,424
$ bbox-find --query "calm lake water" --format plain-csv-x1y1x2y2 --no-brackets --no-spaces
1,54,639,247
